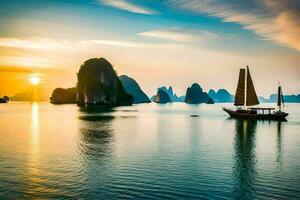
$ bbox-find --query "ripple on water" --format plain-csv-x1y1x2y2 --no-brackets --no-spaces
1,103,300,199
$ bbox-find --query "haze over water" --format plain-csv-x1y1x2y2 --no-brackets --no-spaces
0,102,299,199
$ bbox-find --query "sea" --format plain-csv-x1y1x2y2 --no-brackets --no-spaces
0,102,299,199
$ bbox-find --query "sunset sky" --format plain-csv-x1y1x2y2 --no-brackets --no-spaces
0,0,300,98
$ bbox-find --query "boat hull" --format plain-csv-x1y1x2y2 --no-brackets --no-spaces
223,108,288,121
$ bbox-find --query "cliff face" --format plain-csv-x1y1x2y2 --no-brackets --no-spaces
208,89,216,99
209,89,234,103
119,75,150,104
50,87,77,104
154,90,171,104
216,89,234,102
185,83,212,104
76,58,133,105
156,86,185,102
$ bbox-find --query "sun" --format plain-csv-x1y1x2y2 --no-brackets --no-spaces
30,76,40,85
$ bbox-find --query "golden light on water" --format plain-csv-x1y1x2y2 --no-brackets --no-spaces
30,76,40,85
26,102,42,194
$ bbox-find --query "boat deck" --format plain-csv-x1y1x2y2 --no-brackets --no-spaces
223,107,288,121
248,107,275,110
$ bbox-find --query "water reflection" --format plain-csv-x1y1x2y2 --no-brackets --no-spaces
276,121,283,168
31,103,40,146
78,106,115,159
232,119,257,199
26,103,41,196
79,105,114,114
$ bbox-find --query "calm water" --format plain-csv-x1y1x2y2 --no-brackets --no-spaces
0,102,299,199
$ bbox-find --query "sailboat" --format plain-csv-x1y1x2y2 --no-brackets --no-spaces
223,66,288,121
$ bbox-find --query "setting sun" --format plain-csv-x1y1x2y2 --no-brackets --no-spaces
30,76,40,85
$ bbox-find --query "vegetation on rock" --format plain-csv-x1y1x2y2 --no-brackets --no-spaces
50,87,77,104
77,58,133,105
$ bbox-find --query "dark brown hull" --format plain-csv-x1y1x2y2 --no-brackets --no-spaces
223,108,288,121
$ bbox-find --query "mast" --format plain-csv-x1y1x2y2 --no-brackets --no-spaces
244,66,248,108
277,84,282,112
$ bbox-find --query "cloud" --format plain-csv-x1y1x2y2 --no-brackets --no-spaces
166,0,300,52
0,65,62,73
0,38,71,50
0,55,55,68
79,39,158,48
0,37,168,50
138,28,218,42
100,0,156,15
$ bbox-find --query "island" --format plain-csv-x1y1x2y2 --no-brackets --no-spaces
50,87,77,104
153,89,171,104
185,83,213,104
155,86,185,102
119,75,150,104
208,89,234,103
51,58,133,106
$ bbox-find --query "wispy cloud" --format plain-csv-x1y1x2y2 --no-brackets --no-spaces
100,0,156,15
0,38,71,50
0,55,54,68
0,37,173,50
166,0,300,52
139,28,218,42
80,39,157,48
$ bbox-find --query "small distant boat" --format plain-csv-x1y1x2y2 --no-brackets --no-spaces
223,66,288,121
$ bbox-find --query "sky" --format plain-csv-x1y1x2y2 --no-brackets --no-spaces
0,0,300,98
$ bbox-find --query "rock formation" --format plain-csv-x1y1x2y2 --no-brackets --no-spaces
209,88,300,103
3,96,9,102
154,89,171,103
11,86,49,101
119,75,150,104
269,93,300,103
0,98,7,103
207,97,215,104
0,96,9,103
208,89,234,103
50,87,77,104
156,86,185,102
208,89,216,100
185,83,212,104
76,58,133,106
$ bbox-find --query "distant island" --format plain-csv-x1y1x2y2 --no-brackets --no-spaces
119,75,150,104
160,86,184,102
185,83,213,104
259,94,300,103
151,86,183,103
153,89,172,104
6,57,300,105
11,86,49,102
151,84,213,104
208,89,234,103
209,89,300,103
